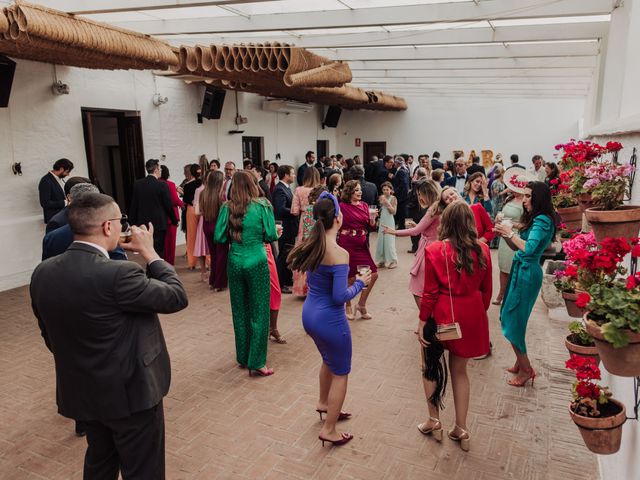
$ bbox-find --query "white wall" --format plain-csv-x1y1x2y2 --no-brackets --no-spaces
336,95,585,167
0,59,335,291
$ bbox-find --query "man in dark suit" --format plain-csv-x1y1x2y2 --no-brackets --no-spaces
442,154,469,193
45,176,91,233
392,156,411,230
31,193,188,479
272,165,298,293
377,155,395,193
430,151,444,171
351,165,378,207
129,159,178,258
296,150,323,186
38,158,74,223
467,156,486,176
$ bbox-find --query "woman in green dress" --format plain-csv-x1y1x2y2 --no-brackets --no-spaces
214,171,279,376
494,181,555,387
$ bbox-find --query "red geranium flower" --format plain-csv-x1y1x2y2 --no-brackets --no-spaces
576,292,591,308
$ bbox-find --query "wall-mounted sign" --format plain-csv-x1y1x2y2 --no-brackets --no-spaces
355,138,361,147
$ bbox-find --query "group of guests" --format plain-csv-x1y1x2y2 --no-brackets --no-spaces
32,149,558,477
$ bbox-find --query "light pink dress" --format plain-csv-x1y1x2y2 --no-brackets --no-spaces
193,185,210,257
395,211,441,297
291,186,312,239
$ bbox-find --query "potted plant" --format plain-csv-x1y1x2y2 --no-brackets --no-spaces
583,264,640,377
550,172,582,230
582,160,640,242
565,320,599,363
553,264,584,318
566,356,626,455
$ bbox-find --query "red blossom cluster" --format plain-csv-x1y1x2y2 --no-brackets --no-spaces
555,139,609,165
605,141,623,152
566,355,611,414
566,355,601,381
576,292,591,308
572,237,631,276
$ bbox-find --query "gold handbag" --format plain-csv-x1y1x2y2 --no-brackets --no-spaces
436,242,462,342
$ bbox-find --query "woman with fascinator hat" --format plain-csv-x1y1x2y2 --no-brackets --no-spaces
288,192,371,447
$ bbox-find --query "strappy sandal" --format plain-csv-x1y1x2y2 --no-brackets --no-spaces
269,329,287,344
417,417,443,441
448,425,470,451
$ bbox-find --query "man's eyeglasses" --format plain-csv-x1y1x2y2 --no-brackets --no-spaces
103,215,129,230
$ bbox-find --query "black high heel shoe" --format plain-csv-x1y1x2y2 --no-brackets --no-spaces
316,409,352,421
319,432,353,447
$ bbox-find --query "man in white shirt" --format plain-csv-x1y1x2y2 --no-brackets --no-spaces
528,155,547,182
443,154,468,194
222,161,236,200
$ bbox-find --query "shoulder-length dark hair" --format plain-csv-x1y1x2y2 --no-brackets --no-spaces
200,170,224,222
287,198,336,272
228,171,260,242
438,201,486,275
521,181,556,238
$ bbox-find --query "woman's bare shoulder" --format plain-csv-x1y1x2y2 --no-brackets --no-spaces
323,243,349,265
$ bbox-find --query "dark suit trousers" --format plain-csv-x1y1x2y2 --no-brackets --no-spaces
276,233,294,287
153,229,167,260
84,402,165,480
394,199,408,230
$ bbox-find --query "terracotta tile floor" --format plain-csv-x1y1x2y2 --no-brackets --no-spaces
0,238,598,479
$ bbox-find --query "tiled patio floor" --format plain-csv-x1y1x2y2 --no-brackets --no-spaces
0,237,598,479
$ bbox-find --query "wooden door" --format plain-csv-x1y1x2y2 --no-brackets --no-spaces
363,141,386,166
118,115,145,211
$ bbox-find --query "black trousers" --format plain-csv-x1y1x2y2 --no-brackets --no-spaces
153,229,166,259
394,199,408,230
276,236,294,287
84,402,165,480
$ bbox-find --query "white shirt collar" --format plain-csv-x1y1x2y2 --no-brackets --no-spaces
73,241,109,258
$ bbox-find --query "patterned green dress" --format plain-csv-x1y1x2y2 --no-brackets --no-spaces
214,198,278,369
500,215,554,353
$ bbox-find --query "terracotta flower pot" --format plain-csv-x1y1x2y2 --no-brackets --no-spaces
557,205,583,231
569,398,626,455
577,193,595,213
584,205,640,242
562,291,587,318
585,317,640,377
565,335,600,364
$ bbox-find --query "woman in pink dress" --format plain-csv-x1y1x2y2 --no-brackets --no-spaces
291,167,321,296
383,180,441,307
338,180,378,320
193,171,211,281
160,166,184,265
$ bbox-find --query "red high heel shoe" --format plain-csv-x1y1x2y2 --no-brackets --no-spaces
316,409,352,421
249,367,274,377
319,432,353,447
507,367,536,387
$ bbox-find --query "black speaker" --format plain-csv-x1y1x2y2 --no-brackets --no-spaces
323,106,341,128
0,55,16,108
201,86,226,119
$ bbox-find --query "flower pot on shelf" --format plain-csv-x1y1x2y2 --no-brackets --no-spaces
562,291,587,318
557,205,583,231
577,193,595,213
585,318,640,377
564,335,600,364
584,206,640,242
569,398,626,455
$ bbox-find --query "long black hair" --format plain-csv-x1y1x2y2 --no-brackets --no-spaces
521,181,556,238
287,198,336,272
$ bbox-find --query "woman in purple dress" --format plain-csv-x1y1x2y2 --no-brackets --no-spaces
288,192,371,447
338,180,378,319
200,170,229,290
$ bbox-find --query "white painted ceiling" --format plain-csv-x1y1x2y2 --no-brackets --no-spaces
13,0,618,98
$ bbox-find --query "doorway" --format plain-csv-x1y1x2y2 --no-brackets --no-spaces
363,141,387,166
242,136,264,167
81,109,145,212
316,139,329,159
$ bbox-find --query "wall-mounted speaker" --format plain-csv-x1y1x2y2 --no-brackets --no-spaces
201,86,226,120
323,106,341,128
0,55,16,108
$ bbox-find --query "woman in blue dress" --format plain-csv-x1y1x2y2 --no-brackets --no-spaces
287,192,371,447
494,182,555,387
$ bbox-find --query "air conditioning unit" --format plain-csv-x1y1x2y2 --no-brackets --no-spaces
262,98,313,114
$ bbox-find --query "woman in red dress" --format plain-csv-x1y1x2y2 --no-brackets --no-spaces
417,202,492,452
338,180,378,320
160,166,184,265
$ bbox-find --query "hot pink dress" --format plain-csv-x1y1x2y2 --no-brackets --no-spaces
337,201,377,278
266,243,281,310
395,211,440,297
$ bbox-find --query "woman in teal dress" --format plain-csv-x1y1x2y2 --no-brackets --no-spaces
494,181,555,387
462,172,492,214
214,171,279,376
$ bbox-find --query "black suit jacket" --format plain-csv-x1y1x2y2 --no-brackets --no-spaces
272,182,298,244
392,167,411,202
38,172,66,223
467,164,486,176
46,207,69,233
296,162,323,186
129,175,177,231
359,179,378,207
431,159,444,171
31,243,188,421
443,174,468,190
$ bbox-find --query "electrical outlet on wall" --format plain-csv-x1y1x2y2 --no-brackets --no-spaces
160,154,166,161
